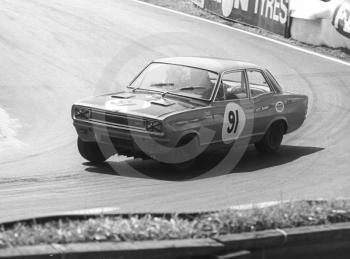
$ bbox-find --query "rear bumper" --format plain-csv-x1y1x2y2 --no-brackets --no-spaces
73,120,171,157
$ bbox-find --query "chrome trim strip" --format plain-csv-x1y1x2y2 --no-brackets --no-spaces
74,119,165,137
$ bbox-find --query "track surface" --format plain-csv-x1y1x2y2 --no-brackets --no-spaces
0,0,349,223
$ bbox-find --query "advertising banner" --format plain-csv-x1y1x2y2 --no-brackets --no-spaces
333,1,350,38
204,0,290,36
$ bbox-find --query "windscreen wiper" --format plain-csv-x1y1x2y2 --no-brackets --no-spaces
175,86,207,91
131,87,163,94
150,83,175,87
161,85,211,101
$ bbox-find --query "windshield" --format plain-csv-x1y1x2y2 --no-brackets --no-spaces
129,63,219,100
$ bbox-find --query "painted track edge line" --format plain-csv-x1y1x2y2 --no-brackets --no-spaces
131,0,350,67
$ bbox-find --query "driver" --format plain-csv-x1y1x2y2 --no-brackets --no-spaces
189,69,213,99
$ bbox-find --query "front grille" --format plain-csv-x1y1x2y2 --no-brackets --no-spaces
90,110,145,129
92,112,129,125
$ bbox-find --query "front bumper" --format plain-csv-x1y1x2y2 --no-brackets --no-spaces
73,120,171,157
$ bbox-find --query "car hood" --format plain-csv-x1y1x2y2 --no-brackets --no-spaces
74,91,208,119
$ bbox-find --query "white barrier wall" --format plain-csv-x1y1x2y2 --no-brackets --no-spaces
290,0,350,49
291,18,350,49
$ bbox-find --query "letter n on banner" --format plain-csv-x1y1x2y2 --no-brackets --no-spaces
192,0,205,9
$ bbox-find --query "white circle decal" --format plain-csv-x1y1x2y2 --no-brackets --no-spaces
105,99,150,112
222,0,234,17
222,102,246,144
275,101,285,113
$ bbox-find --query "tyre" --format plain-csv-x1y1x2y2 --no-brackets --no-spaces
255,121,285,154
77,137,108,163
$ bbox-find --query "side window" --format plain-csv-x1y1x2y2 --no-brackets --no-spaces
216,71,248,101
215,83,225,101
247,70,273,97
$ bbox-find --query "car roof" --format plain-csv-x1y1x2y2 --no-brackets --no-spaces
153,57,260,73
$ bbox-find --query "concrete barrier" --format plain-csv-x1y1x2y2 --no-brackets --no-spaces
291,17,350,49
290,0,350,49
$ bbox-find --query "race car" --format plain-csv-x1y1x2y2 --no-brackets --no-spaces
72,57,308,165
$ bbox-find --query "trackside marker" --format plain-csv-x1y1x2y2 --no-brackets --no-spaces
131,0,350,67
62,207,121,215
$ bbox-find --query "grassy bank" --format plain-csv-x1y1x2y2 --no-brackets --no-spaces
1,200,350,248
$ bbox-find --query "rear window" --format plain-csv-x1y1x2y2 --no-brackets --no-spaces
247,70,273,98
265,69,283,93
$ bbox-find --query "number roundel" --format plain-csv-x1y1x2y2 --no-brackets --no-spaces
222,102,246,144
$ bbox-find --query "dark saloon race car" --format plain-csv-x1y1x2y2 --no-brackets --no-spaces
72,57,308,165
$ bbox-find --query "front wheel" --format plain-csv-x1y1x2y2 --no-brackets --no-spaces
255,121,285,154
77,138,109,163
165,135,200,170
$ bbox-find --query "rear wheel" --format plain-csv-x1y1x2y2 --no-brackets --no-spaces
77,137,109,163
255,121,285,154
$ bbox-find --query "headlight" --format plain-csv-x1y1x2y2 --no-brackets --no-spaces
73,106,91,120
145,120,162,133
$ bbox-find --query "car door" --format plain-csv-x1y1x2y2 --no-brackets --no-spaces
211,70,255,145
246,69,278,135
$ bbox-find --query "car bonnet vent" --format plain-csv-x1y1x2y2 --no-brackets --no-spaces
111,92,136,99
151,98,176,107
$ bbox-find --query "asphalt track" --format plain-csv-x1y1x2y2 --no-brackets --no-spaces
0,0,349,223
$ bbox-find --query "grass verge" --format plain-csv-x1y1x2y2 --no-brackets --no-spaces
138,0,350,62
1,200,350,248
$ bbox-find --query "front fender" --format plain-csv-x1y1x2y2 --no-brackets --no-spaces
164,108,213,146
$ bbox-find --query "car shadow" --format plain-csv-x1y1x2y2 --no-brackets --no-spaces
84,145,324,181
